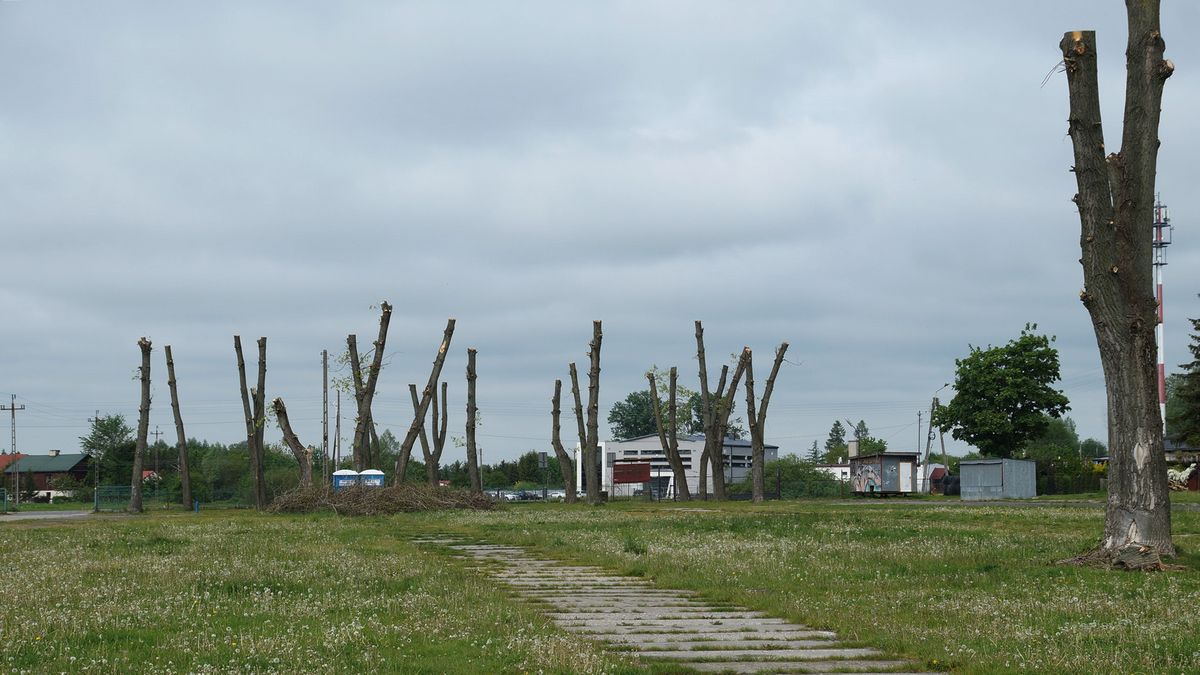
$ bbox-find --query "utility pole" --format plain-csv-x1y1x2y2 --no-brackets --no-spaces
88,411,101,510
334,389,341,469
322,349,329,484
2,394,25,455
151,425,163,476
916,410,923,454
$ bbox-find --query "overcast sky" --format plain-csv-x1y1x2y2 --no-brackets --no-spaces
3,1,1198,465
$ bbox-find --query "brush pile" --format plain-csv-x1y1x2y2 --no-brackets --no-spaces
269,483,497,515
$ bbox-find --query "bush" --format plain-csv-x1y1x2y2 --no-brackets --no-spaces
269,483,497,515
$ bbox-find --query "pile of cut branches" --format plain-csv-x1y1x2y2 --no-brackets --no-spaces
269,483,496,515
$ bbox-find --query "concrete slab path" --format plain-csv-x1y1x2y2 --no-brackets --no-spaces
414,536,933,674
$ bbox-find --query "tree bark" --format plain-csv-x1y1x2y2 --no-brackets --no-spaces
550,379,578,503
164,345,192,507
1060,5,1175,561
695,321,749,501
648,367,691,500
411,382,448,486
584,321,604,503
272,398,313,486
745,343,789,503
253,337,268,509
129,337,151,513
350,302,392,471
396,319,456,485
234,336,259,508
466,348,481,493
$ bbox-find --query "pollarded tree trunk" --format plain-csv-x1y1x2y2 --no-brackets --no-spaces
648,367,691,500
164,345,192,507
1060,3,1175,563
129,337,152,513
550,379,578,504
584,321,604,504
695,321,749,501
568,362,589,500
396,319,456,485
234,336,258,507
272,398,313,486
744,342,789,503
349,302,393,471
466,348,481,493
411,382,448,486
253,338,268,509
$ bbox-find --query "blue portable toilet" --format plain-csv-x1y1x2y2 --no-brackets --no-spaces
359,469,386,488
332,469,359,491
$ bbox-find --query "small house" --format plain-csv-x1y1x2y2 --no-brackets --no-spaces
849,452,918,495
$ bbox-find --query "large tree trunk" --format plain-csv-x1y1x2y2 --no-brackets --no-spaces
234,336,258,507
164,345,192,507
568,362,590,500
349,302,392,471
253,337,268,509
466,348,481,493
697,451,709,500
695,321,749,501
396,319,456,485
129,337,151,513
745,343,789,503
272,398,313,486
648,367,691,500
1060,3,1175,563
584,321,604,504
550,379,578,503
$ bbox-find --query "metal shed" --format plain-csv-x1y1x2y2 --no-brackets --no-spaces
850,453,918,495
960,458,1036,500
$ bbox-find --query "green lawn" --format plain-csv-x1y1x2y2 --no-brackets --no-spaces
2,500,1198,674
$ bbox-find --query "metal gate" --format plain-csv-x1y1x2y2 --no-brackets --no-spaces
95,485,132,512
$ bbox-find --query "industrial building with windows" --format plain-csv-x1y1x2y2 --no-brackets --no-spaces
575,434,779,498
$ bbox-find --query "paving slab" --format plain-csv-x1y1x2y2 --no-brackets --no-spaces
418,534,932,674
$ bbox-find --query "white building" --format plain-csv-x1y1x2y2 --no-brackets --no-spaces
575,434,779,498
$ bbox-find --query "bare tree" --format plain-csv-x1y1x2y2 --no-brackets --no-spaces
466,348,481,493
164,345,192,507
695,321,749,501
129,337,151,513
410,382,448,485
584,321,603,504
349,302,392,471
568,362,590,497
648,367,690,500
396,319,456,485
234,336,267,510
550,379,578,503
744,343,789,503
1059,2,1176,565
272,398,313,486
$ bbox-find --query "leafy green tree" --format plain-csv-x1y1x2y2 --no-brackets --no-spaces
1167,311,1200,446
807,440,820,462
824,421,847,458
932,325,1070,458
78,414,135,486
849,419,888,454
1080,438,1107,458
730,454,844,498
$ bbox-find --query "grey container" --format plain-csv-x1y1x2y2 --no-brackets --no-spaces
960,458,1036,500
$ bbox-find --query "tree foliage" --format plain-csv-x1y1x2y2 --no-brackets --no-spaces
1167,311,1200,447
932,326,1070,458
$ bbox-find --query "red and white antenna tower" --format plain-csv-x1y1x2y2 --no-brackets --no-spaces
1153,195,1173,433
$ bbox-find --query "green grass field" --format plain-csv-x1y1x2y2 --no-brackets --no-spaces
2,499,1198,674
